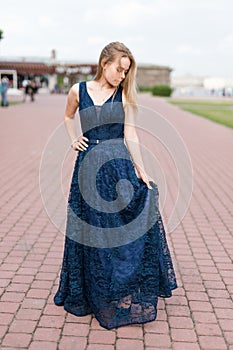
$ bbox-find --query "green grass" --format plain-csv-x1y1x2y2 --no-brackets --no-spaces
167,99,233,129
1,100,24,107
9,100,24,106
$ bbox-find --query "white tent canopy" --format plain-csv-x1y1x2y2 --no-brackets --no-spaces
203,77,233,89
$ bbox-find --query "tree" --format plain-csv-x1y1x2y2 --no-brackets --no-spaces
0,29,3,42
0,30,3,56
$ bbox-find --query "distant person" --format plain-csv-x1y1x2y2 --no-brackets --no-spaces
53,84,61,93
1,76,9,107
25,80,37,102
22,79,29,102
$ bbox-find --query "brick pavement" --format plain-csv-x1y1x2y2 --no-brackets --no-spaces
0,93,232,349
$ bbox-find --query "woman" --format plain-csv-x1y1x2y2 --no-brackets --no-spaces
54,41,177,330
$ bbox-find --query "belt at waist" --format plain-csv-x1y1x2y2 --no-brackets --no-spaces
87,138,124,144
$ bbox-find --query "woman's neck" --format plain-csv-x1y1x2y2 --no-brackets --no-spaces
95,78,114,90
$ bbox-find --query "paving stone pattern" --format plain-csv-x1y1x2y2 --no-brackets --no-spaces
0,93,232,349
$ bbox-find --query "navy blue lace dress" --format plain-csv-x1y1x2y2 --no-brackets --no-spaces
54,81,177,330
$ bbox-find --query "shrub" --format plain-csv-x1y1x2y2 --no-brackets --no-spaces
138,86,153,93
151,85,173,97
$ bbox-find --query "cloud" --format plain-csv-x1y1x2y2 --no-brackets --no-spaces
222,34,233,49
0,15,27,36
87,36,107,46
38,16,59,29
175,45,202,55
83,1,160,28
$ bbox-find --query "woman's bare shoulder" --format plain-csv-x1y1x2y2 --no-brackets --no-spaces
69,83,80,103
70,82,80,93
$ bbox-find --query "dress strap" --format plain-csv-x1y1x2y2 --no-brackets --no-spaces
78,81,90,111
114,84,123,102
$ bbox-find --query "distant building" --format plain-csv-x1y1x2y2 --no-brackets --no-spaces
0,58,173,92
136,64,173,88
0,60,97,92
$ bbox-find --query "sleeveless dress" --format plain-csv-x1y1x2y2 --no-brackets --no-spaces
54,81,178,330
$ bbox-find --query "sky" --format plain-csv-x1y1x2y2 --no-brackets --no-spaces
0,0,233,77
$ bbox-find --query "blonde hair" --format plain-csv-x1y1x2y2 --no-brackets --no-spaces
94,41,137,108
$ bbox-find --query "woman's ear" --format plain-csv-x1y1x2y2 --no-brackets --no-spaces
101,59,107,70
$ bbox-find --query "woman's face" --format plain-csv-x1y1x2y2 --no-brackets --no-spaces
102,56,131,87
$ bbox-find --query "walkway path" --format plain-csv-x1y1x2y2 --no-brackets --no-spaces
0,93,232,349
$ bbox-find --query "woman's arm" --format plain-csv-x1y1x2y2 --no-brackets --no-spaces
123,95,152,189
65,83,88,151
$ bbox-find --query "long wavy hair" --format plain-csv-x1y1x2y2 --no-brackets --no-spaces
94,41,138,108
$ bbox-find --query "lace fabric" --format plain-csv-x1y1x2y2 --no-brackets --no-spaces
54,81,178,329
